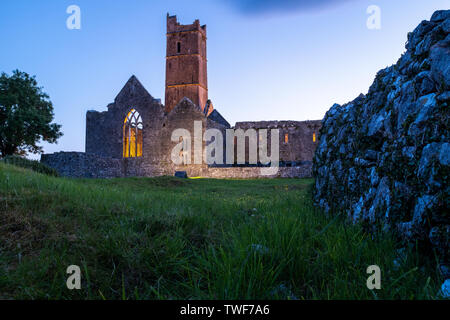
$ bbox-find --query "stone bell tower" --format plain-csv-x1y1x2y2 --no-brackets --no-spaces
165,14,211,115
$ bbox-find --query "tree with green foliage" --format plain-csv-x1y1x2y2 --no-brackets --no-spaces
0,70,62,157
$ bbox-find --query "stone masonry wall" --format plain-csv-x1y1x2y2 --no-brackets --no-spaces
86,76,165,160
41,152,123,178
41,151,313,179
234,120,321,164
205,164,313,179
46,91,321,180
165,14,208,114
313,10,449,272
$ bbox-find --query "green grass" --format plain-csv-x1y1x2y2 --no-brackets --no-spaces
0,163,443,299
1,155,58,177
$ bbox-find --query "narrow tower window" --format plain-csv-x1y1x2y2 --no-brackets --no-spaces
179,137,184,163
313,133,316,143
284,134,289,144
177,41,181,53
123,109,143,158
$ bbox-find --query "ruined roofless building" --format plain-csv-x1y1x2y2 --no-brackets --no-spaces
41,14,322,178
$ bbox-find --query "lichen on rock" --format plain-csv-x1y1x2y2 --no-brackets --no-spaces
313,10,449,269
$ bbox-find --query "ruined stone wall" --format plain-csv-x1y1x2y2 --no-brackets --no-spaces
156,97,230,176
45,93,319,179
233,120,321,163
50,95,321,179
47,76,168,178
313,10,449,270
41,152,313,179
41,152,123,178
205,164,313,179
41,152,171,179
45,65,323,180
86,76,166,161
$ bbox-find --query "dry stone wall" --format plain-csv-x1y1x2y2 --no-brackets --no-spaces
313,10,449,272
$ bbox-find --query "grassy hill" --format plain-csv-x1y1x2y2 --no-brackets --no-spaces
0,163,443,299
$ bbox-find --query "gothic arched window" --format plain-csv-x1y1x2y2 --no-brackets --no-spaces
123,109,143,158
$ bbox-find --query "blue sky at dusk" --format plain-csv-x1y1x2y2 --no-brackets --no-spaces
0,0,448,157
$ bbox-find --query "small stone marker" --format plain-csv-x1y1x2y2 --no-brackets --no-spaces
174,171,188,179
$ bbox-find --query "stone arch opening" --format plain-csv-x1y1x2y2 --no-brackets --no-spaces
123,109,143,158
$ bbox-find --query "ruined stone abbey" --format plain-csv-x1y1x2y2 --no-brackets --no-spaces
42,14,321,178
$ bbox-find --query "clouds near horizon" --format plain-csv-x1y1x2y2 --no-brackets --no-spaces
223,0,354,15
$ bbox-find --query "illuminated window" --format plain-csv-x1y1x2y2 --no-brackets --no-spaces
284,134,289,143
313,133,316,143
123,109,143,158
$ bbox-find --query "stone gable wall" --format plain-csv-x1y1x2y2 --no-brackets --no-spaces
86,76,165,160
